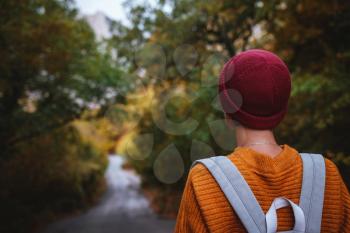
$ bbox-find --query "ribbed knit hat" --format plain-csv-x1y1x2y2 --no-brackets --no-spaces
219,49,291,129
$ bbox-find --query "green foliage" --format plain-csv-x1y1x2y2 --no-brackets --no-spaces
1,0,349,226
111,0,267,194
116,82,234,203
0,0,120,231
269,1,350,157
110,0,350,214
0,0,122,157
0,125,108,233
260,0,350,71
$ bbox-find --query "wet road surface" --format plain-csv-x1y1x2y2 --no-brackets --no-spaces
41,156,175,233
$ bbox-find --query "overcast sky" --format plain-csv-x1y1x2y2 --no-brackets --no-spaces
75,0,159,23
75,0,128,22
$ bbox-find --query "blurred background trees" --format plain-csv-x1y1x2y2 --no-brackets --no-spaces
0,0,122,156
1,0,349,232
0,1,120,232
111,0,350,215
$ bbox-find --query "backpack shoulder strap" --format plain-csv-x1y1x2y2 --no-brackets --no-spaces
299,153,326,233
193,156,266,233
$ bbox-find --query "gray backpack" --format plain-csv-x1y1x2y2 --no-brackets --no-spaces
193,153,326,233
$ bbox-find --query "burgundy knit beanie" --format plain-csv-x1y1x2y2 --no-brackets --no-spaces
219,49,291,129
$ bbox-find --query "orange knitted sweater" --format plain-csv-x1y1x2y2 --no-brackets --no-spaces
175,144,350,233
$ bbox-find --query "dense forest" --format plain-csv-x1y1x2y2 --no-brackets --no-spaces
1,0,349,232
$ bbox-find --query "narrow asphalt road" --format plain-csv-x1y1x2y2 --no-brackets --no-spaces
41,156,176,233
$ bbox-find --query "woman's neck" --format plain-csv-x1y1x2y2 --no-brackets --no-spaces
235,125,282,158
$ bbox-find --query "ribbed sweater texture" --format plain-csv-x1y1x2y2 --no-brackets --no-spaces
174,144,350,232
